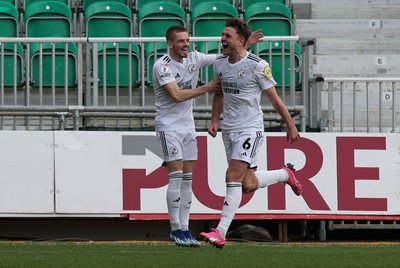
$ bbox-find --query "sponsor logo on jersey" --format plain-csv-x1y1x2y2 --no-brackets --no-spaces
222,82,240,94
263,66,272,79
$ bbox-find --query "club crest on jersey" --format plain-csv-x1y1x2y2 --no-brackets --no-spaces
169,146,178,156
188,64,196,72
238,70,247,78
263,66,272,79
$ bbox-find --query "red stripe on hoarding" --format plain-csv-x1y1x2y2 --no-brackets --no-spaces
122,214,400,221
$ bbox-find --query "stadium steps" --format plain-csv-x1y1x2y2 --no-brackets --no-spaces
291,0,400,78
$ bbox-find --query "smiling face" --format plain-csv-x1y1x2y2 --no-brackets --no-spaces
221,26,245,56
167,31,190,62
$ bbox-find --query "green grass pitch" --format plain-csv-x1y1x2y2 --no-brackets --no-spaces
1,241,400,268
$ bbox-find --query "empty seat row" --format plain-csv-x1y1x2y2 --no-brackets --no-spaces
0,1,294,37
0,1,73,37
0,40,300,89
0,41,77,88
124,1,294,37
0,41,138,88
2,0,290,12
0,1,299,89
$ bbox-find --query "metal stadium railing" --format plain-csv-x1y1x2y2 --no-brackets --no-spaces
0,36,305,131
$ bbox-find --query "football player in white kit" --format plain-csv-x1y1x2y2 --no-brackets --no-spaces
153,26,263,247
200,18,302,249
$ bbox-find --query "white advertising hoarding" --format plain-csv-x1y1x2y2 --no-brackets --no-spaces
0,131,54,213
0,131,399,220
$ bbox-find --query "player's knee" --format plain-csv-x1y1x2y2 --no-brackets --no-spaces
242,184,256,194
242,187,252,194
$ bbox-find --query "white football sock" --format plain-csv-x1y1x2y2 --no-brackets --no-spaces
179,173,193,231
255,169,288,189
217,182,242,239
166,171,183,231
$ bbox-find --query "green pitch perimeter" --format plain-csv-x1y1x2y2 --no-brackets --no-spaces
1,241,399,268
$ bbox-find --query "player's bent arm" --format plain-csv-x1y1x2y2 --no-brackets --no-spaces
264,87,300,143
211,87,223,124
163,80,217,103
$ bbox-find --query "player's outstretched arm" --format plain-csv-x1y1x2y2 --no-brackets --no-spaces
163,80,219,103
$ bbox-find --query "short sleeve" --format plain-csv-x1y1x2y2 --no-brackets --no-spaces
255,59,277,90
153,61,175,87
212,61,221,83
198,53,217,67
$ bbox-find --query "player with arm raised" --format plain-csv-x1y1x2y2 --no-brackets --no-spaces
200,18,302,249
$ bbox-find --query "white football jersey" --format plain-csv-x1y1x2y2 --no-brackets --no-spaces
153,51,216,131
213,51,277,132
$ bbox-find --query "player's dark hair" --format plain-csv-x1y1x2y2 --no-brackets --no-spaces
166,26,188,42
225,18,251,43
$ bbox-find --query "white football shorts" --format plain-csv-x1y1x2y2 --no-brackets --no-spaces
156,129,198,163
222,131,264,168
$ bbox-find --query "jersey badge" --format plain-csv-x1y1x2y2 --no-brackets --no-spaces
238,70,247,78
263,66,272,79
188,64,196,72
161,64,170,73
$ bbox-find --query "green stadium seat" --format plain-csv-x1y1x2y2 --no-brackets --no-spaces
138,1,185,84
0,0,21,81
191,2,238,37
85,1,132,37
30,42,77,87
188,0,235,10
191,2,238,52
244,2,293,36
138,2,185,38
97,42,140,87
25,0,71,9
256,41,301,89
85,2,139,87
241,0,288,12
25,1,77,88
0,42,24,87
0,0,17,6
24,0,76,39
0,1,19,37
83,0,129,10
135,0,181,10
25,1,73,37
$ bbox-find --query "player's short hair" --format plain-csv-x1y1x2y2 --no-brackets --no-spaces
225,18,251,44
166,26,188,42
